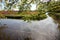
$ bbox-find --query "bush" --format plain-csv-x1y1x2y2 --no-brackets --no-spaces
22,13,47,21
0,14,6,18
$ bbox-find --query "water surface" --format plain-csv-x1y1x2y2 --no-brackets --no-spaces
0,16,59,40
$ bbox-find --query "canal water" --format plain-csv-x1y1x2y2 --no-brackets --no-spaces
0,14,60,40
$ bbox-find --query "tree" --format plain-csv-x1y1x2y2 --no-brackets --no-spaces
4,0,19,10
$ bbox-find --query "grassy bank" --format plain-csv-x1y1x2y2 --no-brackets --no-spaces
0,11,47,21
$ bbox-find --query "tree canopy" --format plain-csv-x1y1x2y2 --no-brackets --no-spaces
0,0,60,12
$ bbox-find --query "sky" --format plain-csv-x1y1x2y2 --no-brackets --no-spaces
0,0,58,11
12,0,58,11
0,3,37,11
12,4,37,11
0,0,5,10
30,4,36,11
0,0,37,11
0,0,49,11
0,2,4,10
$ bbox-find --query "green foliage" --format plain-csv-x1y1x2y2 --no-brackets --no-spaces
47,1,60,12
21,13,47,21
47,1,60,20
0,11,47,21
37,3,48,13
18,0,32,12
2,0,60,21
48,13,60,19
0,14,5,18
